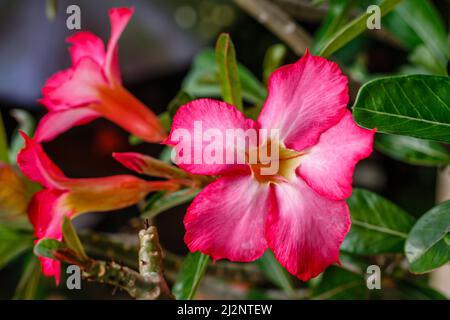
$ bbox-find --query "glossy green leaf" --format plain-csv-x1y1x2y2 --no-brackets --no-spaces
353,75,450,143
257,250,296,298
9,109,36,164
215,33,243,111
375,134,450,166
342,189,415,254
395,0,448,75
172,252,210,300
62,216,88,262
0,112,9,163
405,200,450,273
0,225,33,269
182,50,267,106
311,0,354,55
262,44,287,84
14,254,41,300
141,188,199,219
318,0,402,58
34,238,65,260
309,266,368,300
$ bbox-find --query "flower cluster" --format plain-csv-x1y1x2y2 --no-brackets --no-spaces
16,7,374,283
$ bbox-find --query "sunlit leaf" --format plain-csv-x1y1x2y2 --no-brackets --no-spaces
318,0,402,58
182,50,267,106
9,109,36,164
262,44,287,84
215,33,243,111
62,216,88,262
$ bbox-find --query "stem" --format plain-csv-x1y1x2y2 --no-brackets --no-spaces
233,0,312,55
138,224,174,299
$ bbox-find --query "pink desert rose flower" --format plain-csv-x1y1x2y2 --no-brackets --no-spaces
165,51,375,281
35,7,166,143
17,132,177,284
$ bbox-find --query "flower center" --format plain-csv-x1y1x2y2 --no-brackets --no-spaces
248,140,302,184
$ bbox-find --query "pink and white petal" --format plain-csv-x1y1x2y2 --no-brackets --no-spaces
46,57,108,107
166,98,257,175
17,132,68,189
184,174,270,262
298,112,375,200
34,106,101,143
258,50,348,152
266,177,350,281
28,189,72,285
67,31,106,67
104,7,134,83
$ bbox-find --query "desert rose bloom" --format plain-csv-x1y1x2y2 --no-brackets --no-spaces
17,132,177,284
35,7,166,143
165,51,375,281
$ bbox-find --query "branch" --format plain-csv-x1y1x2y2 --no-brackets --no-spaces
138,224,173,299
233,0,312,55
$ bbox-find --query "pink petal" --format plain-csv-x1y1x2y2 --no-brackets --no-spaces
298,112,375,200
45,57,108,108
185,174,270,262
34,106,101,143
28,189,71,285
105,7,134,83
165,98,257,175
258,50,348,152
266,176,350,281
17,132,68,189
67,31,106,67
40,69,74,111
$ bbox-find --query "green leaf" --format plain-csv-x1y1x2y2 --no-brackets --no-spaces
34,238,65,260
342,189,415,254
215,33,243,111
262,44,287,84
309,266,368,300
14,254,42,300
318,0,402,58
394,280,447,300
168,91,194,119
0,225,33,269
9,109,36,164
311,0,355,55
353,75,450,143
375,134,450,167
172,252,210,300
395,0,448,75
405,200,450,273
257,250,296,298
182,50,267,106
141,188,199,219
0,112,9,163
62,216,88,262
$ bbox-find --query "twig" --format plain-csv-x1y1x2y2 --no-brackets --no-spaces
234,0,312,55
138,224,174,299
